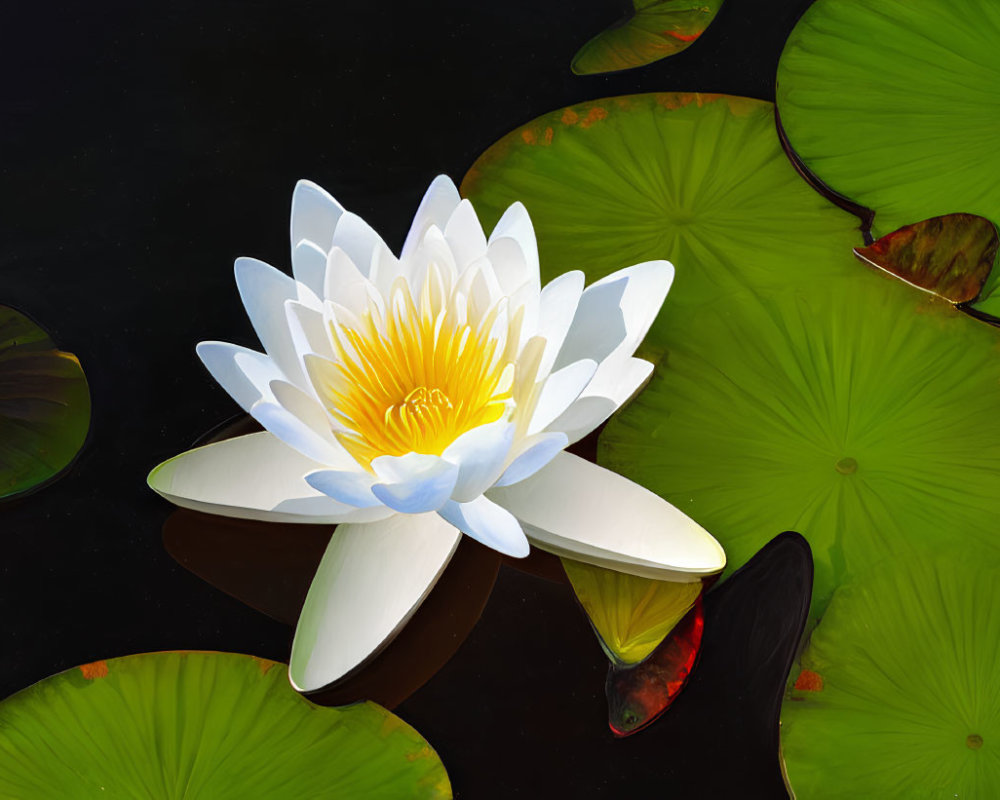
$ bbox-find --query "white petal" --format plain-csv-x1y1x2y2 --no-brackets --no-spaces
371,453,460,513
291,240,327,297
487,201,540,293
442,420,516,502
488,451,726,581
250,398,349,467
285,300,335,366
290,179,344,254
305,468,380,508
368,245,404,301
554,260,674,371
400,175,462,263
494,431,568,487
234,257,306,387
196,341,276,413
528,359,598,435
331,210,392,282
535,270,585,377
289,513,461,692
547,356,654,444
323,246,371,310
438,496,529,557
486,235,531,299
444,199,488,271
147,431,392,524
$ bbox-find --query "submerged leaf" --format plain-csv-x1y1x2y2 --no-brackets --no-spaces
572,0,723,75
562,556,701,665
0,306,90,499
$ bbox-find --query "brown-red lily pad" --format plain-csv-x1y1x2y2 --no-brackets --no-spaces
853,213,998,304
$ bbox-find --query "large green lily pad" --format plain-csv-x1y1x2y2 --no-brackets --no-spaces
602,270,1000,615
571,0,724,76
463,93,861,320
0,306,90,500
776,0,1000,238
782,555,1000,797
0,651,451,798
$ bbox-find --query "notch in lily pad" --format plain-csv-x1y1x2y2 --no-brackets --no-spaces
853,213,999,309
571,0,724,75
0,305,90,500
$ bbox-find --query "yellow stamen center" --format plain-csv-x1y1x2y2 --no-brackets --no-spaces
310,266,517,468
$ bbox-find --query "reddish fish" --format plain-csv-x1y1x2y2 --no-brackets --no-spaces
606,598,704,736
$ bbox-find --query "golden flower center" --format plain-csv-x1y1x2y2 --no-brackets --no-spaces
312,270,517,468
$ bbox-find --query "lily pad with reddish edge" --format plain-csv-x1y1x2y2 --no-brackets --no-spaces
0,305,90,500
854,213,999,305
571,0,724,76
465,90,1000,621
606,596,703,736
463,93,861,320
0,651,451,798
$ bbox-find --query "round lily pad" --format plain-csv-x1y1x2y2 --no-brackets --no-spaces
776,0,1000,237
572,0,724,76
0,305,90,499
601,267,1000,615
0,651,451,798
462,92,862,320
781,554,1000,797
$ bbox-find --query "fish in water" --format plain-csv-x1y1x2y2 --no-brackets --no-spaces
606,597,704,736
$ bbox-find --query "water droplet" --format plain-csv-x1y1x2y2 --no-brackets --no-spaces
835,457,858,475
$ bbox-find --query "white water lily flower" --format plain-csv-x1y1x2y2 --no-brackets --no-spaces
148,176,725,692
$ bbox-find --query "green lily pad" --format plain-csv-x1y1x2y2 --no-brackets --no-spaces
462,93,861,318
854,214,999,305
0,651,451,798
776,0,1000,238
0,305,90,499
572,0,724,76
601,269,1000,616
781,554,1000,797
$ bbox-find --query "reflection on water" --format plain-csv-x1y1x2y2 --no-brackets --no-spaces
163,412,504,708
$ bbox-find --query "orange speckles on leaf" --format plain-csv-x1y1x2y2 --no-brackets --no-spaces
580,107,608,129
252,656,278,675
79,661,109,680
521,129,537,145
406,744,434,762
561,108,579,126
795,669,824,692
543,126,553,145
662,30,701,42
380,713,408,738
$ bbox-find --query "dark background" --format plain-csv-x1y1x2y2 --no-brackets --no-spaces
1,0,814,795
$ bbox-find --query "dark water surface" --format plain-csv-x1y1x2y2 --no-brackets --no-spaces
1,1,815,796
